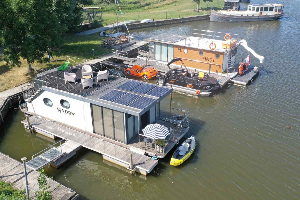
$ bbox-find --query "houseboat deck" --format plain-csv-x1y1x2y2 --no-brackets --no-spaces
22,115,158,175
129,118,189,158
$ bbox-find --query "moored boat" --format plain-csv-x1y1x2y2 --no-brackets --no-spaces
210,3,284,22
170,136,196,166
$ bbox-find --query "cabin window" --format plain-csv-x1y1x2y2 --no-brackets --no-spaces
248,6,251,11
43,98,53,107
199,51,204,56
269,7,274,11
215,54,220,59
256,7,259,12
260,7,263,11
264,7,268,11
252,7,255,11
184,49,188,54
60,99,70,109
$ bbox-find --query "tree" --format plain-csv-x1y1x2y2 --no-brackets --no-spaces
0,0,83,71
193,0,201,12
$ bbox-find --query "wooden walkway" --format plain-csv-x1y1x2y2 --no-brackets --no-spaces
22,116,158,175
0,152,78,200
0,83,33,125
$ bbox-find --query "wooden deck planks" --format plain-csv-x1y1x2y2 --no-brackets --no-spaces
23,116,158,174
0,152,77,199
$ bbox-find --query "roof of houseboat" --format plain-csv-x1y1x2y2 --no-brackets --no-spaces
148,35,237,52
34,66,172,116
250,4,284,7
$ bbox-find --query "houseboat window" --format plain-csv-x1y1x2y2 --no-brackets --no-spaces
92,105,104,136
199,51,203,56
43,98,53,107
215,54,220,59
264,7,268,11
256,7,259,12
269,7,274,11
127,114,135,143
260,7,263,11
60,99,70,109
167,45,174,62
154,43,161,61
113,111,125,142
184,49,188,54
161,44,168,62
103,107,114,139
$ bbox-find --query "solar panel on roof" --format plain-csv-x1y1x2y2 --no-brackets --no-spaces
129,96,156,110
147,87,171,97
99,90,126,101
114,93,141,106
131,83,155,94
118,81,141,91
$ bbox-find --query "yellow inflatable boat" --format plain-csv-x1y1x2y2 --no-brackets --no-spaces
170,136,196,166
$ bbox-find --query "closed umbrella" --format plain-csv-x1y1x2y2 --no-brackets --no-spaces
142,124,170,139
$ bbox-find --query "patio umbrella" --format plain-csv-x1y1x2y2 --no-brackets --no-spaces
142,124,170,140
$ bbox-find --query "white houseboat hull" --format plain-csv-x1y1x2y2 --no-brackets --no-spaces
210,10,283,22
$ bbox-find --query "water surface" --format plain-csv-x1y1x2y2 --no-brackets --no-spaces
1,0,299,199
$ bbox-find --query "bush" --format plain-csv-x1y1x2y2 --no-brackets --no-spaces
0,181,26,200
91,19,103,29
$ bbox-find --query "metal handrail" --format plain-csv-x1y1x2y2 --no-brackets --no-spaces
31,139,65,159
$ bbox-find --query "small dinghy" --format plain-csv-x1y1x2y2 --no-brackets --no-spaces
170,136,196,166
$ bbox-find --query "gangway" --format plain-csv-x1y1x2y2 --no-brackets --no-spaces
26,140,65,170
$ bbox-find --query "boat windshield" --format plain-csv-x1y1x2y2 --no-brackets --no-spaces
277,6,283,12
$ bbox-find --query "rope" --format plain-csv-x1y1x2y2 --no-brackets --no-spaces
116,0,130,34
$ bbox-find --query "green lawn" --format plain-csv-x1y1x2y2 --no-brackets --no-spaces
0,34,110,92
87,0,224,25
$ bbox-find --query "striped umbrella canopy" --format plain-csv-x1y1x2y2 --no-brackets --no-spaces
142,124,170,139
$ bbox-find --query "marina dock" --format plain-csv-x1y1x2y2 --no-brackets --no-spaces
231,68,259,85
0,152,78,200
22,115,159,176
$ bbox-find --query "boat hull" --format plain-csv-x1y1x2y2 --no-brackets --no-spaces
170,136,196,166
210,10,283,22
170,148,195,166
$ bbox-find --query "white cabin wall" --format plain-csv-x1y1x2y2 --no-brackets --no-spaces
29,91,93,133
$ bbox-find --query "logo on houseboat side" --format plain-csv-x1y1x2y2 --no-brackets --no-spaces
57,107,75,116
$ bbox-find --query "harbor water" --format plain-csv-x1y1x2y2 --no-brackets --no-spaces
0,0,299,199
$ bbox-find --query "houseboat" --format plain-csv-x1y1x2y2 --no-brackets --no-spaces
21,64,190,175
147,34,264,95
210,3,284,22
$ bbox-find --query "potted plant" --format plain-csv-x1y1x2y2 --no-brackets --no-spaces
156,139,165,153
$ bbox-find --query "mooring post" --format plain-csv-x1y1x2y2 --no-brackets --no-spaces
26,115,32,134
21,157,30,200
130,153,133,170
209,63,211,75
0,111,4,123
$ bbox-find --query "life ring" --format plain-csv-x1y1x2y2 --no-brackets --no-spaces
224,34,231,41
209,42,216,50
196,90,200,95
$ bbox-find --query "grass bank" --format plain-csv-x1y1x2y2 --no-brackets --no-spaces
89,0,224,25
0,180,26,200
0,34,110,92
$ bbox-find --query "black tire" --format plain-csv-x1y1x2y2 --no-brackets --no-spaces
143,74,148,80
126,70,131,75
